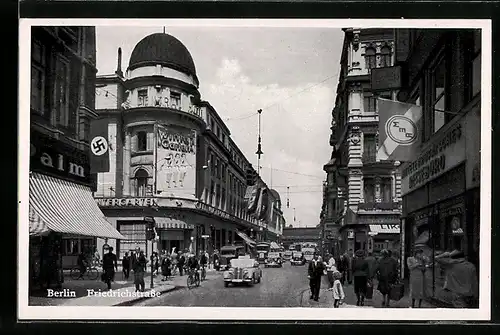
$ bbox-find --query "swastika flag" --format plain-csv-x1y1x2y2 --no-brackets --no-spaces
89,118,110,173
377,98,422,162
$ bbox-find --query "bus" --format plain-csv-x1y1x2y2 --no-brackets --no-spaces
302,246,316,262
256,242,271,263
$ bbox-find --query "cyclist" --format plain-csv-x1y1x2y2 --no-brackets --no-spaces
187,254,200,282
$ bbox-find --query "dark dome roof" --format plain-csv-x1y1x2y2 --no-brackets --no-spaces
128,33,197,80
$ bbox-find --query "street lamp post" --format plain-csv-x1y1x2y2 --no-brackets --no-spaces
255,109,263,177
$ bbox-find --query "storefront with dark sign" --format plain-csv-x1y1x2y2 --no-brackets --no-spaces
29,131,124,293
401,107,480,306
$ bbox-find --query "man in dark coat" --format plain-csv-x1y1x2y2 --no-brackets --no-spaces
376,249,399,307
122,252,131,280
133,251,147,292
102,247,118,290
308,252,325,302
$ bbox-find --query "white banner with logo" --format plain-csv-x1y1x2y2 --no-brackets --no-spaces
155,124,197,198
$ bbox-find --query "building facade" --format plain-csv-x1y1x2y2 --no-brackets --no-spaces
28,26,124,292
395,29,481,305
93,33,284,259
325,28,402,257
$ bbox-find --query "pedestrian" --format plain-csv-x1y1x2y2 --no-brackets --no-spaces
102,247,118,290
435,249,479,308
337,253,347,285
161,253,171,281
375,249,399,307
407,249,426,308
307,252,325,302
93,247,101,266
352,249,369,306
134,251,147,292
122,252,131,280
326,254,337,290
177,251,186,276
332,271,345,308
77,251,87,279
347,249,354,285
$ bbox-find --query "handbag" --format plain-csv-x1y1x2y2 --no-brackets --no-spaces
389,281,405,301
366,280,374,299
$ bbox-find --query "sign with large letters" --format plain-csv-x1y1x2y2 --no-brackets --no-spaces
401,119,466,196
30,130,91,186
155,124,197,197
96,197,159,208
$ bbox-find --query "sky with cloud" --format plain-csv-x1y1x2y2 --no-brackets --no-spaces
96,25,344,227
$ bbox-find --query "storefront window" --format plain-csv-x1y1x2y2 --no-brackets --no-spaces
134,169,149,197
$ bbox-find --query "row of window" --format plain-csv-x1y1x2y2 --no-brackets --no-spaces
410,30,481,141
364,45,392,70
136,88,182,108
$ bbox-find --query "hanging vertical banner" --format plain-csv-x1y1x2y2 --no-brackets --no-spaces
255,188,269,221
155,124,197,198
89,118,110,173
245,185,260,214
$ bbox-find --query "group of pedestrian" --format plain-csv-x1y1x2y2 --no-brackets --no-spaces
307,249,400,308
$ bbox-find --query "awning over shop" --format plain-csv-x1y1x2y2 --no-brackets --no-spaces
155,217,194,230
369,224,400,234
236,231,256,247
29,173,125,239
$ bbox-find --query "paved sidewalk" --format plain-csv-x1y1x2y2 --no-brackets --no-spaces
29,269,218,307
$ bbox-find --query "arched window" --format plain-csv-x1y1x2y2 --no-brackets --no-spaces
380,46,392,68
365,47,377,70
134,169,149,197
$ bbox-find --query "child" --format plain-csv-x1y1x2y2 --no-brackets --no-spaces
332,271,345,308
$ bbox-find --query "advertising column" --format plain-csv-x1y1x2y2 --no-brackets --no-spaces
155,124,197,199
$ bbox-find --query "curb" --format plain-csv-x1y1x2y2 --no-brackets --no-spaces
114,285,182,306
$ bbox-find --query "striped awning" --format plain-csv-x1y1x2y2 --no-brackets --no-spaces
29,173,125,239
155,217,194,230
236,231,256,247
369,224,400,234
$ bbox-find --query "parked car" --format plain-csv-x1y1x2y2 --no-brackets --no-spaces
265,251,283,268
283,250,293,262
290,251,305,266
223,256,262,287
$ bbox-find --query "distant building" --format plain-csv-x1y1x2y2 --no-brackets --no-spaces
324,28,402,257
281,227,321,250
93,32,284,259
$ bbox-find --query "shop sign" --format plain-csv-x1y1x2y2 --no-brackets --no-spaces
357,215,400,225
30,131,91,186
428,164,465,205
401,120,465,196
96,197,158,208
195,201,231,220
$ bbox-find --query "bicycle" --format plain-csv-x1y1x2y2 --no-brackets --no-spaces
70,264,99,280
186,268,200,289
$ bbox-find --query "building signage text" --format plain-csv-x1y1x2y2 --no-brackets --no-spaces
358,215,400,225
401,122,464,193
195,201,231,220
30,131,91,185
96,198,158,208
157,127,195,154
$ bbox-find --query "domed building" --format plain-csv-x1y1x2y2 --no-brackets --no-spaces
92,32,285,259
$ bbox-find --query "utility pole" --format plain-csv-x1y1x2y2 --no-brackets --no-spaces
287,186,290,208
255,109,263,177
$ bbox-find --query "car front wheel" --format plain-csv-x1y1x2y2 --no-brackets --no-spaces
224,282,229,287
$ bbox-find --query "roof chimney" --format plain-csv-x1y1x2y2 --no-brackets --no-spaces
115,47,123,77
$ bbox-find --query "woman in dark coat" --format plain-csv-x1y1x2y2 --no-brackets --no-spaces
352,250,369,306
161,254,172,281
375,249,399,307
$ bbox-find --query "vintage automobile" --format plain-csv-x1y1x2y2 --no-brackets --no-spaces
219,245,245,271
223,256,262,287
283,250,293,262
265,251,283,268
290,251,305,266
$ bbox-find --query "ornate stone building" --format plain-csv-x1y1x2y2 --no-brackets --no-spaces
93,32,284,259
323,28,402,257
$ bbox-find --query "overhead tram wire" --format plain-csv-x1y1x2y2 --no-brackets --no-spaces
224,71,339,122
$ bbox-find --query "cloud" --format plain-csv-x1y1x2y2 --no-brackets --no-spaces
202,58,336,227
